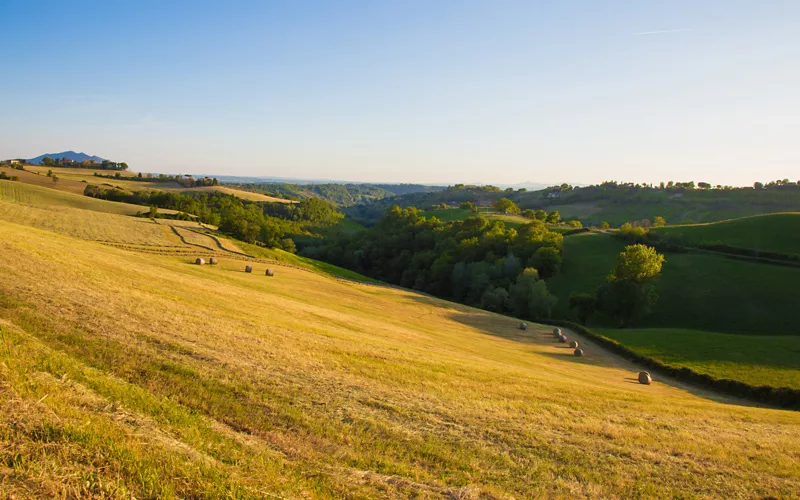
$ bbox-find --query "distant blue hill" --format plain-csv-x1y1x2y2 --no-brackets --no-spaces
28,151,105,165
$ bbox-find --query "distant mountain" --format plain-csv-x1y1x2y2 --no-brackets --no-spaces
28,151,105,165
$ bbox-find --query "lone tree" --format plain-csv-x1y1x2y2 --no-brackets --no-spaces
596,244,665,327
493,197,520,214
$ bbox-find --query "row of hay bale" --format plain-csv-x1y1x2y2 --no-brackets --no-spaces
245,265,275,276
548,325,651,385
194,258,276,277
549,326,584,357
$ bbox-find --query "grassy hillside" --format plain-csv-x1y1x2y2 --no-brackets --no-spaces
2,207,799,496
652,213,800,256
422,207,552,229
549,232,800,336
0,179,171,216
0,165,89,195
514,185,800,226
597,328,800,390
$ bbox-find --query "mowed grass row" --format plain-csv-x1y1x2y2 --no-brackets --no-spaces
652,212,800,256
0,200,181,246
596,328,800,390
0,179,150,215
548,232,800,336
1,220,799,498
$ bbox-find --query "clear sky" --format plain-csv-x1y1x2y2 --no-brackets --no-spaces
1,1,798,185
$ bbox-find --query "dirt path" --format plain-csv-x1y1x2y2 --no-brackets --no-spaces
554,325,760,407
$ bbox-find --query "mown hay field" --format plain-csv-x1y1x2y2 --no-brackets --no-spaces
0,200,180,246
1,216,799,498
0,178,180,216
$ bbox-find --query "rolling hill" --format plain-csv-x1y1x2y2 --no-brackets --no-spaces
1,188,799,497
651,213,800,256
548,231,800,335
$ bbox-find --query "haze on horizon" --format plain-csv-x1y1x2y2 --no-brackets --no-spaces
1,0,798,187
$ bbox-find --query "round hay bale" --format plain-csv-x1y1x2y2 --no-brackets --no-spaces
519,322,528,331
558,335,567,343
245,265,253,273
569,340,578,349
209,257,218,265
638,371,652,385
553,327,562,336
265,268,275,277
574,348,583,357
195,258,205,265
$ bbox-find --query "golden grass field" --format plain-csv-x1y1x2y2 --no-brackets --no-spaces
1,192,799,498
0,178,186,216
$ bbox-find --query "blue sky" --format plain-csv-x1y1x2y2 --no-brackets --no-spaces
1,1,798,185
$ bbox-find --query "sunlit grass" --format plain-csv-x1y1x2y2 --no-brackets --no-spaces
1,218,799,497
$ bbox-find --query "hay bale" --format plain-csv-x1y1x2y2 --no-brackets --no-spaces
553,327,562,336
209,257,218,265
265,268,275,277
558,335,567,343
519,322,528,331
569,340,578,349
195,258,205,265
574,348,583,357
638,372,652,385
245,265,253,273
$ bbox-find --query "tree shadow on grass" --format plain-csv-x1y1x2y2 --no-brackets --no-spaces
402,292,770,410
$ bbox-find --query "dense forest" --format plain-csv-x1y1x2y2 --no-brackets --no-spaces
308,206,565,321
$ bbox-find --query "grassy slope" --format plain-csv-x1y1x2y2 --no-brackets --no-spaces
596,328,800,390
652,213,800,256
422,207,554,229
0,179,167,215
1,220,799,498
548,231,800,336
1,165,89,195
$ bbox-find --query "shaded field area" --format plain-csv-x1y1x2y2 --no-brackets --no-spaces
596,328,800,390
652,213,800,256
2,220,799,497
548,232,800,336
